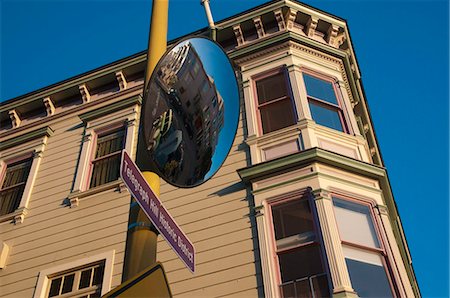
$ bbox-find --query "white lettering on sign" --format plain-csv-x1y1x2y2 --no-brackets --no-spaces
121,151,195,273
124,160,150,205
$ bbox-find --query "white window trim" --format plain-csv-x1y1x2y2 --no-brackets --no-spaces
33,250,115,298
0,126,53,224
68,97,140,207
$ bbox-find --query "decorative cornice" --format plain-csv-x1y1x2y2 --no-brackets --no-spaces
237,147,386,184
0,126,54,152
79,95,142,123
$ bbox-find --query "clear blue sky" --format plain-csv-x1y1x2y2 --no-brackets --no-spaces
1,0,448,296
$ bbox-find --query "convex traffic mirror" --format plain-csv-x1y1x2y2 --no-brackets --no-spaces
140,37,239,188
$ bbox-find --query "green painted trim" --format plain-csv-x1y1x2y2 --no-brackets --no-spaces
79,95,142,123
0,126,54,151
253,172,317,194
238,147,385,183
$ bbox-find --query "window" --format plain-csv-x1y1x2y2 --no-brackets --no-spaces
34,251,114,298
47,261,105,298
0,158,32,216
255,70,296,134
271,198,331,297
303,73,346,132
333,198,395,297
90,129,125,188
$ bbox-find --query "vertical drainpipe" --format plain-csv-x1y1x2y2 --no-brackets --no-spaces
122,0,168,283
201,0,217,40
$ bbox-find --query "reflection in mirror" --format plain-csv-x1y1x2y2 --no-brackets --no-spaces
139,37,239,187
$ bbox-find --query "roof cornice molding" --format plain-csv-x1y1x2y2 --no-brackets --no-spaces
79,94,142,123
0,126,54,151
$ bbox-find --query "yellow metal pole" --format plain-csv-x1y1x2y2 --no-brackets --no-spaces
122,0,168,283
145,0,169,89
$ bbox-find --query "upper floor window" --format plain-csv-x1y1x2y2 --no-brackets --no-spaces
255,70,296,134
271,198,331,297
47,261,105,298
333,198,395,297
90,129,125,188
0,158,32,216
303,73,347,132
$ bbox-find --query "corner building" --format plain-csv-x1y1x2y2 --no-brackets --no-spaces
0,1,420,297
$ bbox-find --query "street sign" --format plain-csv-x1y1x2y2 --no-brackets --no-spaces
102,262,171,298
120,150,195,273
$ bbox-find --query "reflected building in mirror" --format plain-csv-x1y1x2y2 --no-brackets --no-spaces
149,42,224,185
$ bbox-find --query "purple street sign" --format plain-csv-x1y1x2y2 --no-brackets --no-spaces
120,150,195,273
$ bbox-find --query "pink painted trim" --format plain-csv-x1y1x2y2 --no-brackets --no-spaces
85,123,127,190
4,152,33,165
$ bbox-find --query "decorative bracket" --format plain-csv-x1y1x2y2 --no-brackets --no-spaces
9,110,21,128
115,71,128,90
286,8,298,30
274,9,286,31
253,17,265,38
326,24,340,46
233,25,245,46
79,84,91,103
306,16,319,37
43,97,55,116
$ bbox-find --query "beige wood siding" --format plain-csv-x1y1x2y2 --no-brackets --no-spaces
154,107,261,297
0,114,130,298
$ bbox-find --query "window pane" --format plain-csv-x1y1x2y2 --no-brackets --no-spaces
256,73,288,104
93,264,105,286
278,245,325,283
90,154,121,187
79,269,92,289
0,185,24,216
345,258,393,297
333,199,380,248
303,74,338,105
309,101,343,132
95,131,124,158
48,277,62,297
61,273,75,294
312,274,331,298
2,159,32,188
259,99,296,133
272,200,314,240
280,282,296,298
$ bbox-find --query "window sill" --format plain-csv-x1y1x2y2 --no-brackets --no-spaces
0,206,28,224
68,179,126,207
